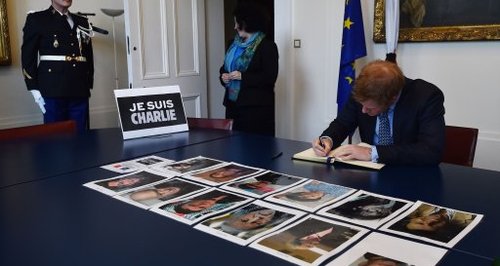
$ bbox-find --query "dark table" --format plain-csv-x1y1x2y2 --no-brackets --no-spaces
0,131,497,265
0,127,234,188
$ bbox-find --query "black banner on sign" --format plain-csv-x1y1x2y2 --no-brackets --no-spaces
117,93,187,132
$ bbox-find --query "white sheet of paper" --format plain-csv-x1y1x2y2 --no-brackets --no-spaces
326,232,447,266
380,200,483,248
83,169,171,196
101,155,173,174
317,190,413,229
149,188,253,225
250,214,369,266
194,200,306,246
264,179,356,212
221,170,307,199
181,162,264,186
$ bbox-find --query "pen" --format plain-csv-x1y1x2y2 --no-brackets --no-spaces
319,138,325,149
271,151,283,160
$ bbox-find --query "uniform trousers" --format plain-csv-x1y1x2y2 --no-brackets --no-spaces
44,97,89,132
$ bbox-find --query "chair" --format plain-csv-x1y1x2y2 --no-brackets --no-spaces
187,117,233,130
0,120,77,141
442,125,479,167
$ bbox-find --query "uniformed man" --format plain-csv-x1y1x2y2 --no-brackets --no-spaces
21,0,94,131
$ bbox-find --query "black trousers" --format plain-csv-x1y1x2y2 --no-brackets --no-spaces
225,104,275,136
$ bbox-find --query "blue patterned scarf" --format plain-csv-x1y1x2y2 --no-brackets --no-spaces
223,32,265,101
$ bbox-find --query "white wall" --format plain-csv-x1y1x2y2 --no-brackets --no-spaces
205,0,225,118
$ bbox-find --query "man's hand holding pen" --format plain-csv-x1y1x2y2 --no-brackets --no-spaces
312,137,332,157
312,137,372,161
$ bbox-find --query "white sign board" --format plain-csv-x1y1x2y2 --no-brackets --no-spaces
114,86,188,139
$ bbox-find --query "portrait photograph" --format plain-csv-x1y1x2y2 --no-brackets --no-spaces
265,179,356,212
101,155,173,174
195,200,305,245
327,232,447,266
84,169,169,196
250,215,368,266
380,201,483,248
150,156,224,176
183,162,263,186
221,170,306,198
150,188,252,225
317,190,413,229
114,177,209,209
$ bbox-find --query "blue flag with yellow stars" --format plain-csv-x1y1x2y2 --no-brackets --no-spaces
337,0,367,114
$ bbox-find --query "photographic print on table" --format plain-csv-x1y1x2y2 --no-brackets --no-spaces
380,201,483,248
326,232,447,266
194,200,306,246
101,155,173,174
221,170,307,198
265,180,356,212
317,190,413,229
183,162,263,186
150,188,252,225
150,156,225,177
250,215,368,266
83,169,169,196
113,177,209,209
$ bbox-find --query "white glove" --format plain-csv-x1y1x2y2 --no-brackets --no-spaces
30,90,46,114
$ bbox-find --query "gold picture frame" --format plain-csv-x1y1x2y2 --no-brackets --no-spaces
373,0,500,42
0,0,11,65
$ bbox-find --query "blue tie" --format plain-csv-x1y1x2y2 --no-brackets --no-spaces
378,111,393,145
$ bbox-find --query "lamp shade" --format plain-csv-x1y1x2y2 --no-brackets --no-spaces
101,8,124,17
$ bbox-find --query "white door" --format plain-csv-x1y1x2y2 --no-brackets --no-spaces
124,0,207,117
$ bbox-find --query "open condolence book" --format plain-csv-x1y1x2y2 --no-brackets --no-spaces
292,144,385,170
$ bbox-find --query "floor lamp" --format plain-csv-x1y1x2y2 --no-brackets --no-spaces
101,8,124,90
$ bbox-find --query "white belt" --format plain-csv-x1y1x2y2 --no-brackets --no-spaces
40,55,87,62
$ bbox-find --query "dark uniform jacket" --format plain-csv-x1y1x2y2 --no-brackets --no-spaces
321,78,446,165
21,6,94,98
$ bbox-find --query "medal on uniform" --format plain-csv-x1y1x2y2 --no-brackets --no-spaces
53,35,59,48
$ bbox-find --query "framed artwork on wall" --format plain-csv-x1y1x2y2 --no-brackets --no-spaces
373,0,500,42
0,0,11,65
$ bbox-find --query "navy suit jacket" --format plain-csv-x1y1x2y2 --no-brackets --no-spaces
321,78,445,165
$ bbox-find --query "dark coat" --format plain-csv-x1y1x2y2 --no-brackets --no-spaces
219,38,278,107
321,78,446,165
21,6,94,98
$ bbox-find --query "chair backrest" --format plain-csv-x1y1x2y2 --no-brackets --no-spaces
0,120,77,141
442,125,479,167
187,117,233,130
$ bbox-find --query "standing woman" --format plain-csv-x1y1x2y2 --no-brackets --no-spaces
220,2,279,136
